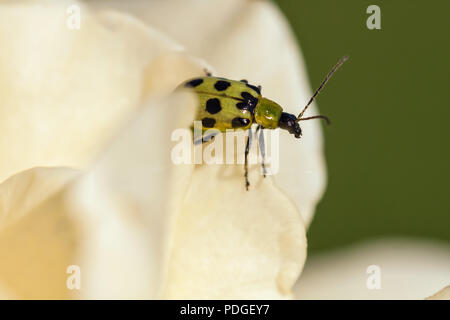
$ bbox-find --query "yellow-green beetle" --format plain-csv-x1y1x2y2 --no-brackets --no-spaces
179,56,348,190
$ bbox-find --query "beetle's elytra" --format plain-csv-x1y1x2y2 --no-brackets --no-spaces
179,56,348,190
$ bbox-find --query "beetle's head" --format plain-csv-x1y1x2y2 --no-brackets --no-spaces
255,98,329,139
278,112,302,138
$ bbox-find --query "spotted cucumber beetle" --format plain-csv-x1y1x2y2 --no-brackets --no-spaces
179,56,348,190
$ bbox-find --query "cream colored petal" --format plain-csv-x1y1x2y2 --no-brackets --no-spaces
88,0,247,55
294,239,450,300
0,92,197,299
0,167,81,299
164,163,306,299
426,286,450,300
67,92,198,299
0,0,207,182
88,0,326,227
0,167,80,229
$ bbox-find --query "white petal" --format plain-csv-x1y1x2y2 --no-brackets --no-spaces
294,239,450,300
0,167,80,229
0,167,81,299
163,164,306,299
0,92,198,299
426,286,450,300
0,0,207,182
67,92,198,299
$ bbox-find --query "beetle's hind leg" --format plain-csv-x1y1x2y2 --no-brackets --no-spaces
255,125,267,177
244,128,253,191
194,132,217,145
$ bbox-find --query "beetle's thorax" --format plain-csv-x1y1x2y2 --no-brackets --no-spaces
254,97,283,129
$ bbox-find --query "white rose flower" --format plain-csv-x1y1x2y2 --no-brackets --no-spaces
0,0,447,300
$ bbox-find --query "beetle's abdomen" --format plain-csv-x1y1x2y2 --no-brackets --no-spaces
196,93,253,132
179,77,261,132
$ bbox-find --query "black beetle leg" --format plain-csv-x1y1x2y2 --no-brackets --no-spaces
255,125,266,177
244,128,253,191
194,132,217,145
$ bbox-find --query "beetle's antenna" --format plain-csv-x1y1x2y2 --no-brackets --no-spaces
296,55,348,122
298,115,330,125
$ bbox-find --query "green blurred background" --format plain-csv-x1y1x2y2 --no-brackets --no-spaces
274,0,450,254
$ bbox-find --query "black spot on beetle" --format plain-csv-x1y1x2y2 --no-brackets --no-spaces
202,117,216,128
206,98,222,114
246,83,261,94
236,101,247,110
241,92,258,109
240,79,248,83
241,91,255,101
231,117,250,128
214,80,231,91
184,78,203,88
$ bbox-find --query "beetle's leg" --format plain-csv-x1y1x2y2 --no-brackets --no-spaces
194,132,217,145
203,68,212,77
244,128,253,191
255,125,267,178
258,85,262,92
240,79,248,83
192,125,218,145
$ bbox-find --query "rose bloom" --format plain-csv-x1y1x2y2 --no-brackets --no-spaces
0,0,448,299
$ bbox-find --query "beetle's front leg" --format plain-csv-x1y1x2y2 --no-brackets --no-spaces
255,125,266,177
244,128,253,191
